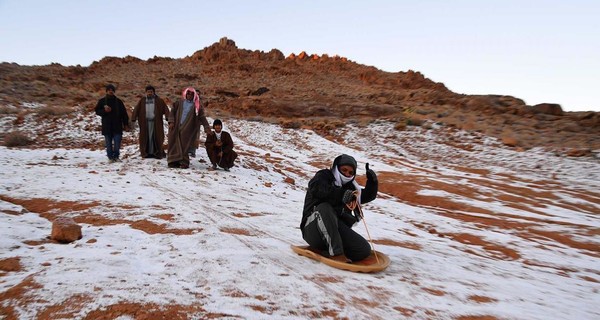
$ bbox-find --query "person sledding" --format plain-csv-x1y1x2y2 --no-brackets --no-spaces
300,154,378,262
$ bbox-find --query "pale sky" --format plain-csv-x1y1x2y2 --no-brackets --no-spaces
1,0,598,112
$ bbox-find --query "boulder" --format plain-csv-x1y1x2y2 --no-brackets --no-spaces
566,148,591,157
531,103,563,116
297,51,309,60
0,257,22,272
250,87,270,96
51,217,82,243
219,37,236,48
501,136,518,147
266,49,284,61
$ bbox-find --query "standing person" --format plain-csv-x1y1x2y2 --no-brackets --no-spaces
131,85,169,159
205,119,237,171
95,84,129,162
300,154,378,262
167,87,210,169
187,90,207,158
188,123,201,158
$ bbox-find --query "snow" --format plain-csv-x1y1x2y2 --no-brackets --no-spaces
1,116,600,319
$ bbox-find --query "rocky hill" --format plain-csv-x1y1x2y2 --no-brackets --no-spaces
0,37,599,154
1,38,599,319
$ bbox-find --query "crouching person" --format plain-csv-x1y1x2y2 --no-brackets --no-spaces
205,119,237,171
300,154,378,262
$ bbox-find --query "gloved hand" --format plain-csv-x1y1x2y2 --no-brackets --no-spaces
342,189,356,204
340,209,359,227
366,163,377,183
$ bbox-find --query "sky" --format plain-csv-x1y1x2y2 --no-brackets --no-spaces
1,0,599,112
1,108,600,318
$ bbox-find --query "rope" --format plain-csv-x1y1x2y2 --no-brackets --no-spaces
356,200,380,264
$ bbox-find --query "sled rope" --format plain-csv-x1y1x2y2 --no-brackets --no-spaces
356,201,379,264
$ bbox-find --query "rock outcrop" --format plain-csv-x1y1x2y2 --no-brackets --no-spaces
0,37,598,151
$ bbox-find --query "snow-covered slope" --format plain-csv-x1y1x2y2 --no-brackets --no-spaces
1,113,599,319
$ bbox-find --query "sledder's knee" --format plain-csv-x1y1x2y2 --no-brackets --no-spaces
346,247,370,262
352,245,371,261
344,236,371,262
314,203,335,218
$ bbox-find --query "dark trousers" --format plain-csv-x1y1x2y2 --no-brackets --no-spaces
104,133,122,160
302,202,371,261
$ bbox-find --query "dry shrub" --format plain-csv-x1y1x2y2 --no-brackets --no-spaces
0,105,19,114
4,132,33,147
329,119,346,128
36,106,72,116
247,116,264,123
311,120,327,131
280,119,301,129
394,121,407,131
13,113,25,125
416,108,432,115
264,117,279,125
238,64,254,72
406,118,424,126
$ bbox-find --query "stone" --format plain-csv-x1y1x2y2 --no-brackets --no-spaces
501,136,518,147
0,257,22,272
297,51,308,60
531,103,563,116
566,148,591,157
51,217,82,243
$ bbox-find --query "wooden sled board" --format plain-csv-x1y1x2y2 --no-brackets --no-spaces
291,245,390,273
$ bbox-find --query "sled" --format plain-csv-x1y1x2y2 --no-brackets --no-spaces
291,245,390,273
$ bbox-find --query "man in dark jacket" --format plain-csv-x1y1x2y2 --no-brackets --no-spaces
301,154,378,262
95,84,129,162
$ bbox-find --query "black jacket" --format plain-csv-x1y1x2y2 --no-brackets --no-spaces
95,95,128,135
301,158,378,230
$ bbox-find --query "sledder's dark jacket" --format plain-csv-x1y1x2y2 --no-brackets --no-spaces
301,165,378,230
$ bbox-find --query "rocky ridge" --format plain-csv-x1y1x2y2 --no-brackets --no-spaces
0,37,599,154
1,38,600,320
